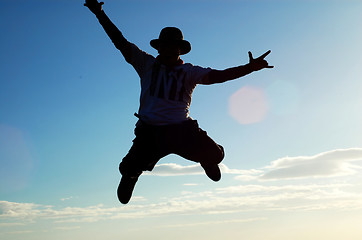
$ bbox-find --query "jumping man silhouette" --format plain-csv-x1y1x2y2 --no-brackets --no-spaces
84,0,273,204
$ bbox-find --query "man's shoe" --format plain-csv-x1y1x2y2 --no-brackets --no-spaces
117,175,138,204
201,163,221,182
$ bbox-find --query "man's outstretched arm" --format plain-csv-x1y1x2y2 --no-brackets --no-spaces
84,0,132,62
206,50,274,84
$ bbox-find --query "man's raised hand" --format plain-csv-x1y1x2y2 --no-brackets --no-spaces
248,50,274,71
84,0,104,16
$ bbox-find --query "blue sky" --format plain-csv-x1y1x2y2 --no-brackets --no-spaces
1,0,362,239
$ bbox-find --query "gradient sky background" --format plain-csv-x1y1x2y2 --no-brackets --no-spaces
1,0,362,239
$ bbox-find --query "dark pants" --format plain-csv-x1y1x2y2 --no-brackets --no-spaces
119,120,224,177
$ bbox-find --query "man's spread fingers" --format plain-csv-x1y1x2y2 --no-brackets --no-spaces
248,51,253,60
260,50,271,59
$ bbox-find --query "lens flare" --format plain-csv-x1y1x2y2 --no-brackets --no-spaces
228,86,269,124
0,125,34,192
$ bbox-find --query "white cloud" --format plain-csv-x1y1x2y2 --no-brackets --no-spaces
260,148,362,180
2,181,362,227
146,162,260,178
2,148,362,230
60,196,75,202
0,201,119,223
0,201,42,219
221,164,262,181
145,163,203,176
141,148,362,182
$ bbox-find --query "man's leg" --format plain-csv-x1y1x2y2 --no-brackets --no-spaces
200,144,224,181
118,124,168,204
117,173,140,204
173,120,225,181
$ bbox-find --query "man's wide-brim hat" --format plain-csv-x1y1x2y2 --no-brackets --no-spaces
150,27,191,55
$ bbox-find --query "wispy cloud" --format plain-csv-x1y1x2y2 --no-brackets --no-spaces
2,148,362,230
60,196,76,202
144,163,203,176
260,148,362,180
0,201,43,219
146,162,260,178
0,201,119,223
145,148,362,181
2,182,362,226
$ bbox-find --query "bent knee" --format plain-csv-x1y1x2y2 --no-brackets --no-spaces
199,144,224,166
214,144,225,164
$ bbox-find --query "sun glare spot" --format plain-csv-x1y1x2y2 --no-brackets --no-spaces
228,86,269,124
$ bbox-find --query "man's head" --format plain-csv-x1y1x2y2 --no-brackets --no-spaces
150,27,191,56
